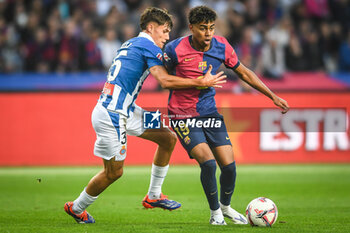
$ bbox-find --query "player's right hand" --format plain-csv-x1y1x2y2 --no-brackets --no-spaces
201,65,227,88
273,96,289,114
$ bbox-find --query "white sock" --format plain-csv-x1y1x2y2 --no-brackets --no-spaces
211,207,223,216
147,164,169,200
72,188,98,214
220,202,230,212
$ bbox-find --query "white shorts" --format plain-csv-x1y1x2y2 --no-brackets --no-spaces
91,103,146,161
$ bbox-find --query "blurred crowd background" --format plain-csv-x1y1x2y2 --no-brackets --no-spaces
0,0,349,79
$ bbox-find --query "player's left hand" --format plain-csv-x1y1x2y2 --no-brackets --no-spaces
202,65,227,88
273,96,289,114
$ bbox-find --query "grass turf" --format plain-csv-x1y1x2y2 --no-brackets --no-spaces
0,164,349,233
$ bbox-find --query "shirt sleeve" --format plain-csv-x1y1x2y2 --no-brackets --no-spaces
222,37,240,70
163,43,177,74
143,43,164,68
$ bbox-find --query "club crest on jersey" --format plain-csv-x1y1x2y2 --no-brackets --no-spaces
120,145,126,155
198,61,207,71
156,53,163,61
184,136,191,145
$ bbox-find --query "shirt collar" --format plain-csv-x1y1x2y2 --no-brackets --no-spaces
138,32,155,44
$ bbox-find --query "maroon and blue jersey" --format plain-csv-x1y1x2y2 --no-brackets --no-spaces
164,35,240,119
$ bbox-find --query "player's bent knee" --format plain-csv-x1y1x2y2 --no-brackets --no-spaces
105,168,123,181
168,131,177,147
164,131,177,149
158,130,177,148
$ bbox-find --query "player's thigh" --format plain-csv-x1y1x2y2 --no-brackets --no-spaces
211,145,235,167
172,122,206,157
203,117,231,148
139,126,176,147
125,104,146,137
92,103,127,161
126,105,176,146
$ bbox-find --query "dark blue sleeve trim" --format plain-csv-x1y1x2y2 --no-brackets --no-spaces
231,61,240,70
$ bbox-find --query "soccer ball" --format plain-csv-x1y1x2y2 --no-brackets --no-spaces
246,197,278,227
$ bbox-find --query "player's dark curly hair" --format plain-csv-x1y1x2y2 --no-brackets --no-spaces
188,6,217,24
140,7,173,30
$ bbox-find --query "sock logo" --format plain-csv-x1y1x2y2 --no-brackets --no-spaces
210,191,217,195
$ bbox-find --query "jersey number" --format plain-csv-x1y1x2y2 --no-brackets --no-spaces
120,131,126,145
174,126,190,139
107,50,127,82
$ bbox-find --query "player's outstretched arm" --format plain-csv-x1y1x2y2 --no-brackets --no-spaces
234,63,289,114
150,65,226,89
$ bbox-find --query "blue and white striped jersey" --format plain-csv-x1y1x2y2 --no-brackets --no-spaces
98,32,163,116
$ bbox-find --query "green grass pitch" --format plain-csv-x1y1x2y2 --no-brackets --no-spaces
0,164,350,233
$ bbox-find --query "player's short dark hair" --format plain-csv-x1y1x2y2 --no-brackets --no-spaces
189,6,217,25
140,7,173,30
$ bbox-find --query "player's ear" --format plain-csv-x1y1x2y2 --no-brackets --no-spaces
189,24,193,32
146,22,154,34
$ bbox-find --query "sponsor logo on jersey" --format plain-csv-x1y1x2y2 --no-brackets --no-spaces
156,53,163,61
198,61,207,71
184,57,195,62
102,82,114,95
196,76,208,90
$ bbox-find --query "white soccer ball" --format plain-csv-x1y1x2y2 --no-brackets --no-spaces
245,197,278,227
